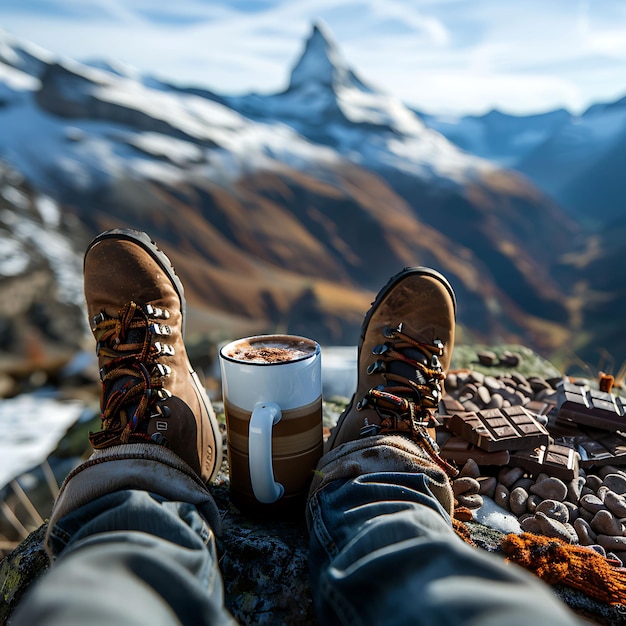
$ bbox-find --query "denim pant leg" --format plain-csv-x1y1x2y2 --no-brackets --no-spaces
308,471,582,626
12,490,237,626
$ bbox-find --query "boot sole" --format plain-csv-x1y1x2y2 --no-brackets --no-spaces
85,228,224,482
327,267,456,451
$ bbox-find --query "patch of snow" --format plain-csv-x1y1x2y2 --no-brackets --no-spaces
474,496,522,534
35,195,60,228
0,393,86,489
0,233,29,276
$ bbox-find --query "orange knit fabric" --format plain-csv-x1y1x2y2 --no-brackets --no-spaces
502,532,626,605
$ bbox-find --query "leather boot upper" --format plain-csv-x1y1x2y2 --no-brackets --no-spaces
84,229,223,484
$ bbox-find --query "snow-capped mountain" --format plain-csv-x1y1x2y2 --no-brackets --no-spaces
1,24,620,366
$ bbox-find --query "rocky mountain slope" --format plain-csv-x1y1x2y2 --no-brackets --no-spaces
0,24,619,370
421,99,626,228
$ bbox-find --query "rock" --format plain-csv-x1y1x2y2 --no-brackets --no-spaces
597,485,610,502
483,376,502,392
527,494,542,513
535,512,576,543
477,350,497,366
520,516,543,534
585,475,603,492
564,501,579,523
530,477,568,502
468,371,485,386
477,386,491,407
499,352,521,368
509,487,529,516
453,477,481,497
566,476,585,504
574,517,597,546
478,476,497,499
604,491,626,518
511,477,534,492
445,373,458,390
597,534,626,551
485,394,504,409
580,494,608,514
588,544,606,557
577,506,594,523
458,459,481,479
497,466,525,489
535,499,569,524
602,473,626,496
590,510,624,537
494,483,510,510
456,494,483,509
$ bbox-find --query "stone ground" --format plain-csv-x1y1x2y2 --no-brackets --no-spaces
3,345,626,625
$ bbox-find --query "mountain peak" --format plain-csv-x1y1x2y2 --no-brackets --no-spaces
288,22,372,93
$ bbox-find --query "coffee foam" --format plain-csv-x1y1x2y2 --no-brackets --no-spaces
225,338,316,364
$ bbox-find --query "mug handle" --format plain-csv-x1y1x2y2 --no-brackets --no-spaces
249,401,285,503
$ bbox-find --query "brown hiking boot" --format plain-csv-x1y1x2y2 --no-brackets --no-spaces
84,229,223,484
327,267,456,462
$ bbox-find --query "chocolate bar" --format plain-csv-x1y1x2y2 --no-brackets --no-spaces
447,406,549,452
509,443,579,481
438,435,510,466
557,381,626,431
576,429,626,468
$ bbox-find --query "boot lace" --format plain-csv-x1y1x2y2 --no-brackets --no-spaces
89,301,174,449
357,323,457,477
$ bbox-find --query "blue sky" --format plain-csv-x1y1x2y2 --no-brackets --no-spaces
2,0,626,116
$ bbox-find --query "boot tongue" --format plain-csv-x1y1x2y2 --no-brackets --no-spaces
387,347,430,391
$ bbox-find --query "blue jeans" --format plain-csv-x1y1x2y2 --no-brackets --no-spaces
12,472,581,625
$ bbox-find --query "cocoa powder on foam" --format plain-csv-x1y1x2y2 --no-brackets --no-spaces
227,339,315,364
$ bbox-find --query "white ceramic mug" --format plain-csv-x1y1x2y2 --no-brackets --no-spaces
219,334,323,511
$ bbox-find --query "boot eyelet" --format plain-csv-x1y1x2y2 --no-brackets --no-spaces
367,359,386,375
372,344,389,355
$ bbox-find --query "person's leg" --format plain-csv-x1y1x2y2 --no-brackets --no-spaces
308,438,581,626
11,229,232,625
13,485,235,626
308,267,582,625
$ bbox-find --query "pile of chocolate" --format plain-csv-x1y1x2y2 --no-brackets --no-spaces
439,370,626,562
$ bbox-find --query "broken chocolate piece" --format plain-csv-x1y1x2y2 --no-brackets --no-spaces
438,435,510,466
556,381,626,431
576,429,626,468
448,406,549,452
509,443,579,481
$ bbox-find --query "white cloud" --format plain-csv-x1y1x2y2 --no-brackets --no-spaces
1,0,626,114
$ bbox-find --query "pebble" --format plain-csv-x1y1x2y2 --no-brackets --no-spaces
453,477,481,496
604,491,626,518
586,475,603,492
597,485,610,502
530,477,568,502
477,350,497,366
597,534,626,551
580,494,608,514
483,376,502,392
535,499,569,524
509,487,529,516
574,517,597,546
457,493,483,509
498,466,525,489
478,476,497,498
535,512,576,543
494,483,510,509
590,510,624,536
527,494,542,513
603,473,626,496
458,459,481,479
520,516,543,534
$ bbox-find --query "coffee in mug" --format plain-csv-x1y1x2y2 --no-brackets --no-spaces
219,334,323,515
